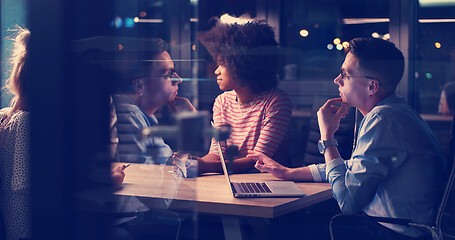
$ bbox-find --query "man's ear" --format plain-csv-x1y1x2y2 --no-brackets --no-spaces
368,79,380,95
132,78,144,95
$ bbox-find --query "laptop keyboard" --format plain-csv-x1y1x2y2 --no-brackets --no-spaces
235,182,272,193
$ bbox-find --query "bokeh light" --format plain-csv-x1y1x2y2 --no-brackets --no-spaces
114,16,123,28
327,44,334,50
125,18,135,28
300,29,309,37
333,38,341,45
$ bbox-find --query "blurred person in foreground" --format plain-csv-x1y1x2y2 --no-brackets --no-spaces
108,38,193,240
249,38,446,240
197,14,292,174
0,26,32,240
112,38,196,165
0,27,128,240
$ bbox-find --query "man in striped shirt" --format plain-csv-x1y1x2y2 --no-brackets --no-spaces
197,15,292,173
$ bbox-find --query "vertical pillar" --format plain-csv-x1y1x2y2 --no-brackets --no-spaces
169,0,197,106
257,0,281,43
389,0,418,107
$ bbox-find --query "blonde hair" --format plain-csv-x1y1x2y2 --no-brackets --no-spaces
4,26,30,112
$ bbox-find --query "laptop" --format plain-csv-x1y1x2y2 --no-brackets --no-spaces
216,140,305,198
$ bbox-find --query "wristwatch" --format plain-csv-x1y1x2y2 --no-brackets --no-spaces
318,139,338,154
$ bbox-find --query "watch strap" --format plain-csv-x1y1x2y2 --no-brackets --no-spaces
318,139,338,154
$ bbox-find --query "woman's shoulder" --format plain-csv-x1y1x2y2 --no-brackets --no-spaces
215,90,237,103
10,110,30,124
260,88,291,103
260,88,288,97
0,108,29,118
273,88,289,96
0,107,12,115
218,90,236,98
0,108,30,131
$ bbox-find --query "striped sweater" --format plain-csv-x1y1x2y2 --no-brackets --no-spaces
209,88,292,166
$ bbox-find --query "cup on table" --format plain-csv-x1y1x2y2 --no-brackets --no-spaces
172,152,198,178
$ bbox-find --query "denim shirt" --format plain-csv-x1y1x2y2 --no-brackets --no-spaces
309,95,446,237
113,94,173,165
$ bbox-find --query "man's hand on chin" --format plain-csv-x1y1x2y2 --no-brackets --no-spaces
167,96,197,114
317,97,350,139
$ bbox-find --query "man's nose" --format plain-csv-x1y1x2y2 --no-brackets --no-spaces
172,73,183,85
334,75,342,86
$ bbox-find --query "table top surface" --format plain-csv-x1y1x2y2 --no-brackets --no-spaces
420,114,452,122
115,163,333,218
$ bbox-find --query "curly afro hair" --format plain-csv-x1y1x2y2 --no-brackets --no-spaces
199,18,280,93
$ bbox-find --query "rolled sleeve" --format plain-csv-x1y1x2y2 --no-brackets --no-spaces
308,164,322,182
308,163,331,183
326,157,345,181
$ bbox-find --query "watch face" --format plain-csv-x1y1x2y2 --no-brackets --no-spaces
318,140,324,154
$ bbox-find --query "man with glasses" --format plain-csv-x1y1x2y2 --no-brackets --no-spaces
113,38,195,165
249,38,446,239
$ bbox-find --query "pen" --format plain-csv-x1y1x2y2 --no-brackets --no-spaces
123,163,131,169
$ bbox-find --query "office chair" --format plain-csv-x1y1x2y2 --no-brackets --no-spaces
329,114,455,240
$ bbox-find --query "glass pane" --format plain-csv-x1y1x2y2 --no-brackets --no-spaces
278,0,388,165
416,2,455,115
415,1,455,156
1,1,452,239
106,1,199,239
280,0,389,108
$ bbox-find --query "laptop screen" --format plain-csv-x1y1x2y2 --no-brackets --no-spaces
216,140,234,190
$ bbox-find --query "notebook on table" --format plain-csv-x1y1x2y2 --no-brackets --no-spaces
215,140,305,198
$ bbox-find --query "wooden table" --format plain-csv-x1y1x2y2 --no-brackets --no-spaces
420,114,452,122
116,163,333,239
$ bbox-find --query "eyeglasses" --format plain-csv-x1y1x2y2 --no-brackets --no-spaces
339,70,375,81
150,69,177,80
163,69,177,79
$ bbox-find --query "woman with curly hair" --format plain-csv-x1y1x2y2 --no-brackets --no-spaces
197,15,292,173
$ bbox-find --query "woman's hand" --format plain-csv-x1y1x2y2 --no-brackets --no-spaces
247,151,290,180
